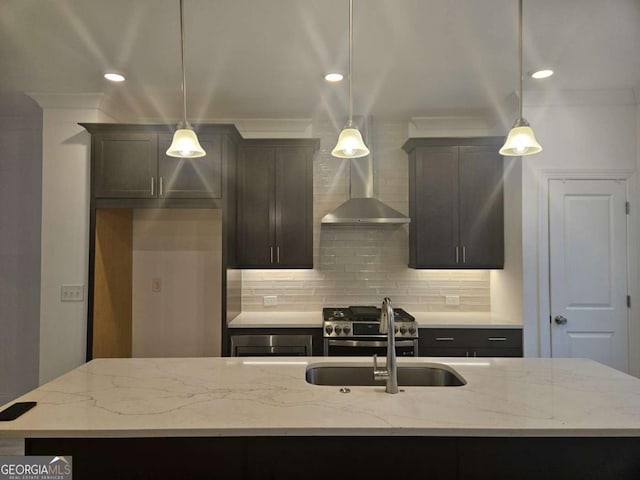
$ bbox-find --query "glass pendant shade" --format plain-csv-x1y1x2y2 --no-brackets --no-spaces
167,0,206,159
499,122,542,156
501,0,542,157
166,126,206,158
331,127,370,158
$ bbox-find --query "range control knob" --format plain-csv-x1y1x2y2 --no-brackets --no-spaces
408,326,416,335
400,325,408,335
343,325,351,335
394,326,400,334
325,325,334,335
334,325,343,335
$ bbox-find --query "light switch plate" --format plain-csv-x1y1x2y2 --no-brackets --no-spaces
61,285,84,302
263,295,278,306
445,295,460,306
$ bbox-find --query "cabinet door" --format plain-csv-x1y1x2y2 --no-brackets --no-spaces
420,347,472,357
473,348,522,357
275,146,313,268
158,134,222,198
410,147,459,267
458,146,504,268
237,146,275,266
94,133,157,198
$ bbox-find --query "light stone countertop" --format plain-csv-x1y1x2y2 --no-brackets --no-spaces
228,311,522,329
1,357,639,438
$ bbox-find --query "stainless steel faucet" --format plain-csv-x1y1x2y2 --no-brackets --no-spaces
373,297,399,394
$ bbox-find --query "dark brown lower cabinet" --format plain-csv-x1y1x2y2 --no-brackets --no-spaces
419,328,522,357
27,436,640,480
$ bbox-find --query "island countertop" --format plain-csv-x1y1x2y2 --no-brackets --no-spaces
1,357,640,438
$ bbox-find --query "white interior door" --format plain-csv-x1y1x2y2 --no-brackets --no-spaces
549,179,629,372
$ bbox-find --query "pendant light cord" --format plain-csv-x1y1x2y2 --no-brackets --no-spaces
518,0,523,121
179,0,188,126
348,0,353,126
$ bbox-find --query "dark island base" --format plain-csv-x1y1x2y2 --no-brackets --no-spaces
26,436,640,480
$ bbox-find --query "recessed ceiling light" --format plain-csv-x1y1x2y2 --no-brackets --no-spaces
104,72,125,82
529,69,554,80
324,73,344,82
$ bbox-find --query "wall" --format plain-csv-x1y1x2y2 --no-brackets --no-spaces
241,120,492,313
30,94,115,384
491,157,523,322
0,94,42,405
519,90,638,373
132,209,222,357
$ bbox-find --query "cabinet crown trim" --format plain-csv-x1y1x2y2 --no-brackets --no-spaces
80,123,243,143
402,136,504,153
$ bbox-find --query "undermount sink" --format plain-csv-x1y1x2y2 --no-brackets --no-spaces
305,363,466,387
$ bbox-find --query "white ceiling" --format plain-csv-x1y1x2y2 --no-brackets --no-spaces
1,0,639,122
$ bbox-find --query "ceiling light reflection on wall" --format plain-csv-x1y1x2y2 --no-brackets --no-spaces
104,72,125,82
529,68,554,79
324,73,344,82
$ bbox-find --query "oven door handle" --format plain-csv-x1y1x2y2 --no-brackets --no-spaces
327,339,416,348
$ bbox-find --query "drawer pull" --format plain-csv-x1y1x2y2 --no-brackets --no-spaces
488,337,507,341
435,337,455,341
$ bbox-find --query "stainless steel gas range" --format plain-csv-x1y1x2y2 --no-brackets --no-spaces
322,306,419,356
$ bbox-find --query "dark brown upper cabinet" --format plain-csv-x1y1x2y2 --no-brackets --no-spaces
93,132,158,198
236,139,318,269
403,137,504,269
82,124,241,206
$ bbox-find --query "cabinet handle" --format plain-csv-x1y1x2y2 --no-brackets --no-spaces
462,246,466,264
455,246,459,264
151,177,155,196
435,337,455,342
159,176,164,197
276,246,280,264
488,337,507,342
270,247,274,264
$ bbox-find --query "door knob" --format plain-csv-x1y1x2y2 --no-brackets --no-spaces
554,315,568,325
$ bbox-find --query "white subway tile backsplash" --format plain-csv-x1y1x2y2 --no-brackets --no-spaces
240,120,490,313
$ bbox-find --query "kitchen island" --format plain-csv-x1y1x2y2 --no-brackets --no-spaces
2,357,640,479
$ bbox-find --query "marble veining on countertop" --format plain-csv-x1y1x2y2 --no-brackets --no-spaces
228,312,322,328
228,311,522,329
1,357,639,438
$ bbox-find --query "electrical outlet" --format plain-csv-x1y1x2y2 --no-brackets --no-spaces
263,295,278,306
61,285,84,302
152,278,162,293
445,295,460,306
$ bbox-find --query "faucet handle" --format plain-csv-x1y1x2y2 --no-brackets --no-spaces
373,354,388,380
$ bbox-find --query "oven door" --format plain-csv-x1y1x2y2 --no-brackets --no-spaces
324,338,417,357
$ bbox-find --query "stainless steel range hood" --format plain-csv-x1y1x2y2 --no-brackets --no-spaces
321,121,410,225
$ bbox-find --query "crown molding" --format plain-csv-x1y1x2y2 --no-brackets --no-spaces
224,118,312,138
408,114,494,137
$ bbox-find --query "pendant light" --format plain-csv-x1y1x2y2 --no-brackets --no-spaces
166,0,206,158
331,0,370,159
499,0,542,157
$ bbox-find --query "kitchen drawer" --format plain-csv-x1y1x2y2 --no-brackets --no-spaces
419,328,523,357
419,328,522,349
422,347,523,358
